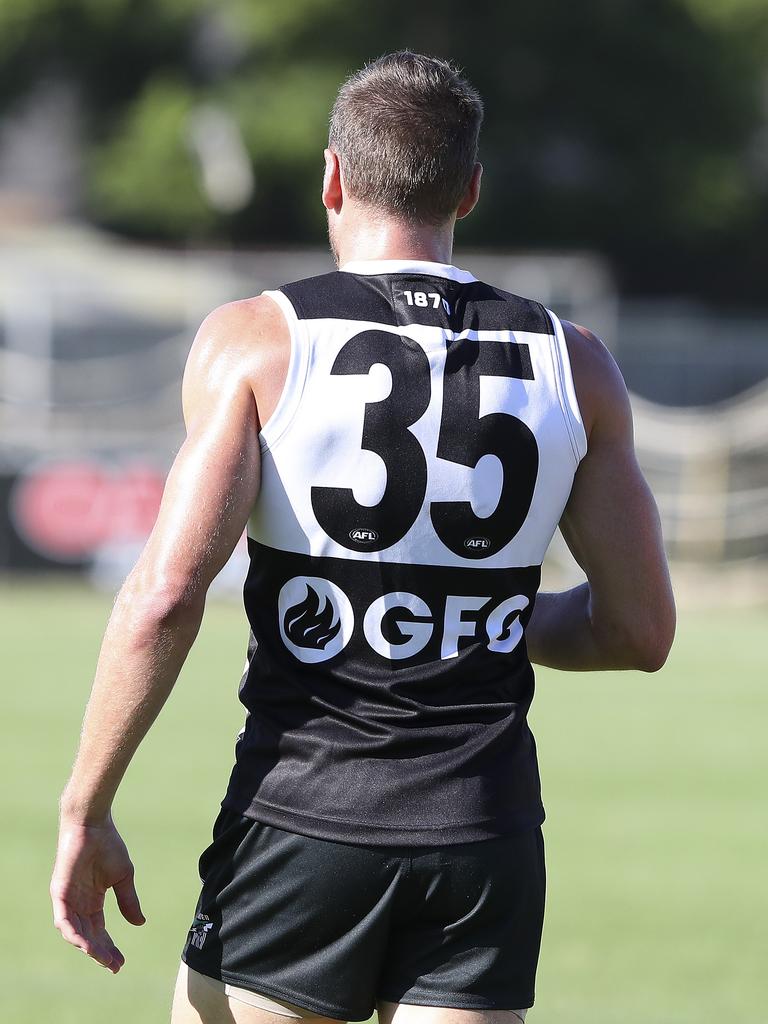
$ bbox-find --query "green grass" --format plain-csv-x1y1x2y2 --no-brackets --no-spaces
1,578,766,1024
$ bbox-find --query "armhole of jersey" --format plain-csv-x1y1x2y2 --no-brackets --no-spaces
258,289,310,453
545,307,588,465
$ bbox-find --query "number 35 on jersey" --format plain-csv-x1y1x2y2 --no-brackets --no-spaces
310,329,539,559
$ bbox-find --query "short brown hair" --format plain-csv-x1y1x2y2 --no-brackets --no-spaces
329,51,484,224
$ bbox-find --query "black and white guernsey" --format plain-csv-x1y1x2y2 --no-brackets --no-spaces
222,259,587,846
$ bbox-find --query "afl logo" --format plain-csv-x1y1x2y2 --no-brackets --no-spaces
464,536,491,551
349,527,379,546
278,576,354,664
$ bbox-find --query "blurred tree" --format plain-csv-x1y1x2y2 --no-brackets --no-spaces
0,0,766,302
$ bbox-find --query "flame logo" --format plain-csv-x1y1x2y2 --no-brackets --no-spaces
278,576,353,662
283,584,342,651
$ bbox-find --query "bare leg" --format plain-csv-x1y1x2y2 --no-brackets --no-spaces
376,1003,528,1024
172,963,346,1024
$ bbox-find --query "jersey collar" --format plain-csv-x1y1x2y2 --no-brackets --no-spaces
339,259,477,283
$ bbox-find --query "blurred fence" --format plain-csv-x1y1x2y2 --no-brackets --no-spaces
634,387,768,561
2,222,767,602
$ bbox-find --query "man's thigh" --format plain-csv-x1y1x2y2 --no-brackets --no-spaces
377,1005,527,1024
172,963,345,1024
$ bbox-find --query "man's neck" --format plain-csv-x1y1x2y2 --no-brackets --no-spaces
332,208,456,267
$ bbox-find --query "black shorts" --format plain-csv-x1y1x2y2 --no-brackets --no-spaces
181,809,546,1021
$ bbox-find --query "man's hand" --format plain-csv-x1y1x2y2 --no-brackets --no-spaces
50,817,145,973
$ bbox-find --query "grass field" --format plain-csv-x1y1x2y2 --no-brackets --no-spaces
1,578,766,1024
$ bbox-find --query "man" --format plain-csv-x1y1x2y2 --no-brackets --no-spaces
51,51,675,1024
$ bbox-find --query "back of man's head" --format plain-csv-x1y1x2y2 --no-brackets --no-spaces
329,51,484,225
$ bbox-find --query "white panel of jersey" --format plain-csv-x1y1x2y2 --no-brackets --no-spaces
252,260,586,569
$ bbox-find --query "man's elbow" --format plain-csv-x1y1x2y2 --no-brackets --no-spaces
118,570,206,634
597,605,676,672
623,609,676,672
632,633,673,672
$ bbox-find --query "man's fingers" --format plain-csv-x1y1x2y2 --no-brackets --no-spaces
113,874,146,926
52,897,122,971
51,895,85,945
54,912,112,967
53,907,87,950
92,922,125,973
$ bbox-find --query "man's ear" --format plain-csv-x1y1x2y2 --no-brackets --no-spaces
322,148,343,212
456,162,482,220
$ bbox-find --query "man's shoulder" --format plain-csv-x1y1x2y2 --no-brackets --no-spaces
185,295,290,387
561,321,625,388
197,294,286,343
561,320,631,440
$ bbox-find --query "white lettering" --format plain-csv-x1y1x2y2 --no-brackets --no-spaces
441,595,491,659
363,592,433,660
486,594,529,653
402,290,442,309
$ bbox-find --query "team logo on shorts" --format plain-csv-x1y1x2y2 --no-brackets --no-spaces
189,913,213,950
278,576,354,663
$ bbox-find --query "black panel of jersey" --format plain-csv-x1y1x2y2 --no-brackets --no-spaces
281,269,552,334
222,263,586,845
225,540,543,844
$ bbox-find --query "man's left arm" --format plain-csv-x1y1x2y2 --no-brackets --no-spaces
50,301,265,973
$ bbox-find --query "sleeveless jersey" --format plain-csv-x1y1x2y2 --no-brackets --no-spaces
222,259,587,846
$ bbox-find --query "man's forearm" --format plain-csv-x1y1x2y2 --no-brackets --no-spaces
525,583,603,670
60,573,204,824
526,582,660,672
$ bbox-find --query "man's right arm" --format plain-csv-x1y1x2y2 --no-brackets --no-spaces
50,296,287,973
526,322,676,672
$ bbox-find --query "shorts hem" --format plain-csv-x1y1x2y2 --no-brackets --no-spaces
377,992,535,1011
181,955,368,1021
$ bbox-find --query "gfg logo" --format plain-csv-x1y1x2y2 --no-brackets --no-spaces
278,576,529,663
